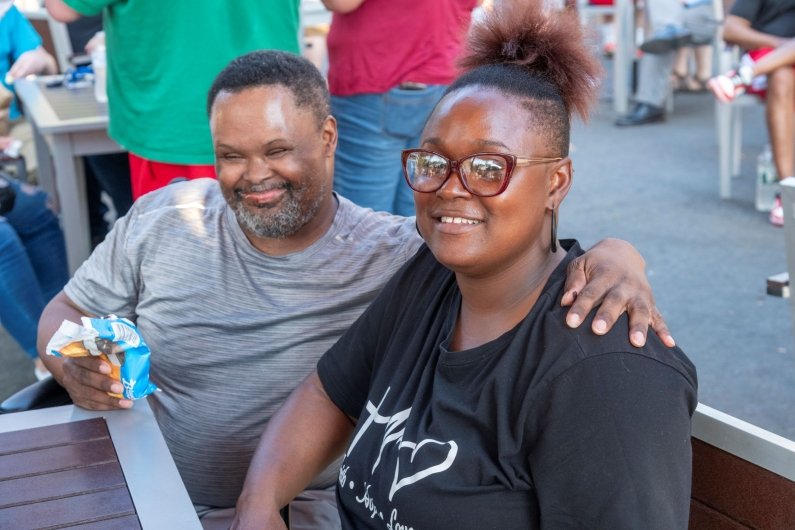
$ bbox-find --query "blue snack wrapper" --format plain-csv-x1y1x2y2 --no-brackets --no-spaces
88,316,158,400
46,315,158,400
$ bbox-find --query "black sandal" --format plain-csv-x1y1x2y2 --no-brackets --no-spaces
671,71,689,92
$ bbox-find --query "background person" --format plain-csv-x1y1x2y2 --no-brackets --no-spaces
616,0,716,125
37,50,675,525
44,0,302,199
717,0,795,225
0,173,67,380
0,1,57,123
709,37,795,101
322,0,478,216
233,4,696,528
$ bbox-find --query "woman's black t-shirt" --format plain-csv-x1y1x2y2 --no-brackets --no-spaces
318,241,698,529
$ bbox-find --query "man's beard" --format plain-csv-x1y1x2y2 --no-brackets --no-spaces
227,180,327,240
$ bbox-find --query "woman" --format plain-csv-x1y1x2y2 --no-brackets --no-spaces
233,1,697,527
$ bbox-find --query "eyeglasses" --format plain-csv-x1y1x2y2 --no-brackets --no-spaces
401,149,562,197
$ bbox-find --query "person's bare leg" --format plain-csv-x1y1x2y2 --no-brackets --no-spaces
694,45,711,83
766,66,795,179
673,47,688,81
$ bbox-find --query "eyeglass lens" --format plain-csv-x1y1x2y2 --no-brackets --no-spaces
405,152,509,196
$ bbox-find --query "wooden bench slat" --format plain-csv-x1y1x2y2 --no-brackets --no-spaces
690,498,752,529
0,461,126,509
691,438,795,529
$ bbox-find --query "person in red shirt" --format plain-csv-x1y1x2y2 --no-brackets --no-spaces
322,0,478,216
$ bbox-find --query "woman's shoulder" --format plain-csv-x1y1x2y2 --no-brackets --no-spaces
566,311,697,389
526,241,696,391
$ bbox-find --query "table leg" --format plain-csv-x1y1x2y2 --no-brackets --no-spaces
52,135,91,274
613,0,635,115
31,122,56,205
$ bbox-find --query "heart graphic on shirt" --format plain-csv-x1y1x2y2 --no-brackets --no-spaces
389,438,458,500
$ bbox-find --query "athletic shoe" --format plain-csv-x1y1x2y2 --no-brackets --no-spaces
770,195,784,227
639,25,692,54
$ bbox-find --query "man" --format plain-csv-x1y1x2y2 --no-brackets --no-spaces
44,0,300,199
38,50,672,525
615,0,715,126
714,0,795,226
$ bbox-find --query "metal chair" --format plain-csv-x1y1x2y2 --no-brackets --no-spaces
714,49,765,199
0,377,72,414
780,178,795,334
576,0,638,114
712,0,765,200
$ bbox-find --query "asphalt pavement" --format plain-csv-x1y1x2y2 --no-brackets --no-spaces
2,67,793,440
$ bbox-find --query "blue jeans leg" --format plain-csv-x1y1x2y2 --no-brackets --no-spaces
0,218,45,358
3,179,69,303
332,85,447,217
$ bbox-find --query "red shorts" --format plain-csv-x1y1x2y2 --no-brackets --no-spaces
128,153,216,199
742,47,794,100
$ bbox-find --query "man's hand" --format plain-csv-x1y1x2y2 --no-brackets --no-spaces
58,356,133,410
8,48,57,80
561,238,674,348
38,292,132,410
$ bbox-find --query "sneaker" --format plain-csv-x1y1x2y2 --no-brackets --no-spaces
639,25,692,54
708,65,754,103
769,195,784,227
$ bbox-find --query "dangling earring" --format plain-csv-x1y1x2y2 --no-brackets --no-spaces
550,208,558,253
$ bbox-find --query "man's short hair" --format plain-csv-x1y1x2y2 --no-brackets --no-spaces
207,50,330,126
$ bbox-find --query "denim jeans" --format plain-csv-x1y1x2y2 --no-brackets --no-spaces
331,84,447,217
0,179,68,358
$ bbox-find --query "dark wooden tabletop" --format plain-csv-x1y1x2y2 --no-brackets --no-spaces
0,417,141,529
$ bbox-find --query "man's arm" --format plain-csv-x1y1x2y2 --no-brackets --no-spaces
232,372,354,529
722,14,785,50
561,238,674,348
44,0,82,22
37,291,132,410
320,0,366,14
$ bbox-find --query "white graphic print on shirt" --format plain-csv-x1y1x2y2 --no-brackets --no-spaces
341,387,458,526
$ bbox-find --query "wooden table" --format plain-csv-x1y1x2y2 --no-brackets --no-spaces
15,76,124,274
0,399,201,529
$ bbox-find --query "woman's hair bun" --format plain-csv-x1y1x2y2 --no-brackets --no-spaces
459,0,602,120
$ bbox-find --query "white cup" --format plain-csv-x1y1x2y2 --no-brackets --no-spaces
91,44,107,103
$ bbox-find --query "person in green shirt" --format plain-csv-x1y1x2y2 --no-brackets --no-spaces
45,0,301,198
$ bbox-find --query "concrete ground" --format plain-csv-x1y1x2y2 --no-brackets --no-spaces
564,89,794,440
2,68,793,440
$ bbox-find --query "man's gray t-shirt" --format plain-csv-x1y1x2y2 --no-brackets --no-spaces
64,178,421,507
